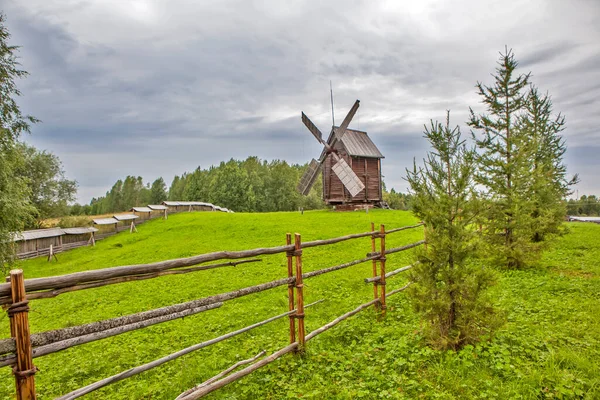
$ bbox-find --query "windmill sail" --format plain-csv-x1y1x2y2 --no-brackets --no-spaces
335,100,360,140
297,158,322,195
331,158,365,197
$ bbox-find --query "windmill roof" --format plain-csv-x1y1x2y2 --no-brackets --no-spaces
330,127,384,158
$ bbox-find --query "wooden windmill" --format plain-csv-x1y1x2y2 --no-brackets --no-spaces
297,100,385,209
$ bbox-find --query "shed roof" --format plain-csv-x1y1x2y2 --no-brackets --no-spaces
113,214,139,221
148,205,168,210
13,228,65,241
162,201,180,206
93,217,119,225
63,227,99,235
328,127,384,158
131,207,153,213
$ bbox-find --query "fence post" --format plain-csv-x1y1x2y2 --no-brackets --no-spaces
8,269,36,400
294,233,305,352
285,233,296,345
379,224,387,317
370,223,380,311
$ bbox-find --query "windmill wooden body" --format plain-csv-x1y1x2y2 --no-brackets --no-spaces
297,100,385,209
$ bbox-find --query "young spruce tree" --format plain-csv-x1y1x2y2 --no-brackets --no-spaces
520,86,578,242
469,48,536,269
407,112,500,350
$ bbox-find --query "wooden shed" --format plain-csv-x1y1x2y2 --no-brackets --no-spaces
162,201,185,213
130,206,153,221
13,228,64,259
113,214,139,232
321,127,384,206
93,217,120,237
148,204,168,219
191,202,216,212
62,227,98,249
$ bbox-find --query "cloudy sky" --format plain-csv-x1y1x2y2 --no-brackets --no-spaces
4,0,599,203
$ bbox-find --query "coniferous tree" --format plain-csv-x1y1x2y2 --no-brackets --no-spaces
520,86,578,241
149,177,167,204
407,112,500,350
469,48,536,269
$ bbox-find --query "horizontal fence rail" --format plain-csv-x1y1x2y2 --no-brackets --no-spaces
55,300,324,400
2,221,426,399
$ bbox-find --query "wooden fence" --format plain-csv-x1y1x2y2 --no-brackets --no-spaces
1,222,425,399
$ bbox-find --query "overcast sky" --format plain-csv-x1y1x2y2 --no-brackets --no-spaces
4,0,599,203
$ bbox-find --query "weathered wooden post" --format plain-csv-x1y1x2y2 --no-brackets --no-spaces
294,233,305,352
370,223,380,311
8,270,36,400
285,234,296,345
379,224,387,317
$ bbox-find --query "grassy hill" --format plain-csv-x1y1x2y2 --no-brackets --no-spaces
1,210,599,399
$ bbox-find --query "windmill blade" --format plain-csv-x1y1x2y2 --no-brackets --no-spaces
335,100,360,140
331,158,365,198
301,112,326,145
297,159,322,196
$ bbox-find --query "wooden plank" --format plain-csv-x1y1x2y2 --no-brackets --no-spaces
56,301,322,400
175,350,267,399
286,234,295,344
0,303,223,367
294,234,305,351
176,343,299,400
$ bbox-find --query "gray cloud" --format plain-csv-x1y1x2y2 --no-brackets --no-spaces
3,0,600,202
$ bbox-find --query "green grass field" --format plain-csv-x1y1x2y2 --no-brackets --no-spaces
1,210,599,399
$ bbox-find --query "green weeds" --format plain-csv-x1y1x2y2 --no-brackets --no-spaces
0,212,598,399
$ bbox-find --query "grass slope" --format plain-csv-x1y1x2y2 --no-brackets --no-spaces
1,210,598,399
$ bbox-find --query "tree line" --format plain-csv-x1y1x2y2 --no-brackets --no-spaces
406,49,577,350
83,158,325,214
566,196,600,216
79,160,416,215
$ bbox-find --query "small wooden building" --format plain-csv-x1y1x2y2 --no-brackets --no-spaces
321,127,384,206
131,206,153,221
162,201,185,213
191,202,216,212
148,204,168,219
62,227,98,249
93,217,120,237
13,228,64,259
113,214,139,232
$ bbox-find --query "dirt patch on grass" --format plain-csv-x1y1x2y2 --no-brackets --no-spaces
550,268,596,279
